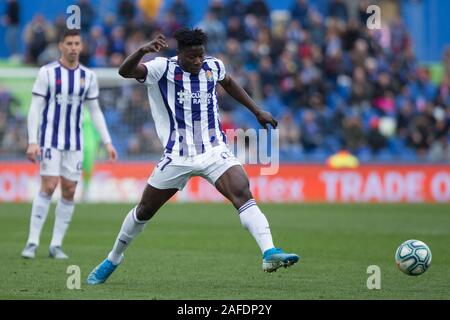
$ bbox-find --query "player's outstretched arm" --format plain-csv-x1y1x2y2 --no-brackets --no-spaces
118,34,168,80
219,75,278,129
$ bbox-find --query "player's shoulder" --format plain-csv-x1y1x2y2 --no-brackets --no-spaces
78,63,96,76
205,56,224,63
205,55,220,62
35,61,59,82
143,56,169,73
204,56,225,70
145,56,169,65
39,60,59,72
156,56,169,62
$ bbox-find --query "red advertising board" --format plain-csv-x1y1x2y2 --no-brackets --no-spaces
0,162,449,203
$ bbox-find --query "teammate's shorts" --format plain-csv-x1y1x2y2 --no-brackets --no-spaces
148,144,242,190
39,147,83,182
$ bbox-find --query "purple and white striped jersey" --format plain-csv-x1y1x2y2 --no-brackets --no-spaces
32,61,99,151
140,56,227,156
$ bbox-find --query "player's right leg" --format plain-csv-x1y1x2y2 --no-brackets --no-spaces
87,184,178,284
213,164,299,273
87,154,190,284
108,184,178,262
22,147,62,259
22,176,59,259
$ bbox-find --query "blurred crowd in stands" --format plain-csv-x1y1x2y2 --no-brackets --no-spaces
1,0,449,162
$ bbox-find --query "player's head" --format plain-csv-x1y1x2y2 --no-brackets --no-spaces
59,29,82,64
174,27,207,75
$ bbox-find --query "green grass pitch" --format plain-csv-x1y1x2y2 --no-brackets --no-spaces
0,203,449,299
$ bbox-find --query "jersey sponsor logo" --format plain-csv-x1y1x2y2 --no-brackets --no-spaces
176,90,213,105
55,93,81,106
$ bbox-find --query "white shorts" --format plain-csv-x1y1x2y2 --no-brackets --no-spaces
39,147,83,182
148,144,242,190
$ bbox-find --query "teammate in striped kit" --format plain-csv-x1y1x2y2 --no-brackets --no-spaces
87,28,298,284
21,29,117,260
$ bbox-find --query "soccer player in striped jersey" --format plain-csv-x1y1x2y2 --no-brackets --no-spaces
87,28,298,284
21,29,117,260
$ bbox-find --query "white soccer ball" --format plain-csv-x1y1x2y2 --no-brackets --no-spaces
395,240,432,276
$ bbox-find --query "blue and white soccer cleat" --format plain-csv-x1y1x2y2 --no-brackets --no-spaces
262,247,300,273
87,258,121,285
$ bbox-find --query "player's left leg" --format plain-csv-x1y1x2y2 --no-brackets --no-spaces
214,165,299,272
48,150,83,259
48,176,77,259
214,165,274,251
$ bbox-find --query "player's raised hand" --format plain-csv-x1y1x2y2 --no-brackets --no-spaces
105,143,117,162
256,110,278,130
26,143,41,163
140,34,168,54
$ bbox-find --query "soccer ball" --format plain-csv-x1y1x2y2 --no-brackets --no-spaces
395,240,432,276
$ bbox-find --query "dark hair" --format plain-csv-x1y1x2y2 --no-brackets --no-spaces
173,28,207,50
60,28,81,42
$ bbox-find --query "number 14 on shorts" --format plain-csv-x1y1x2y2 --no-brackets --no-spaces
41,148,52,160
